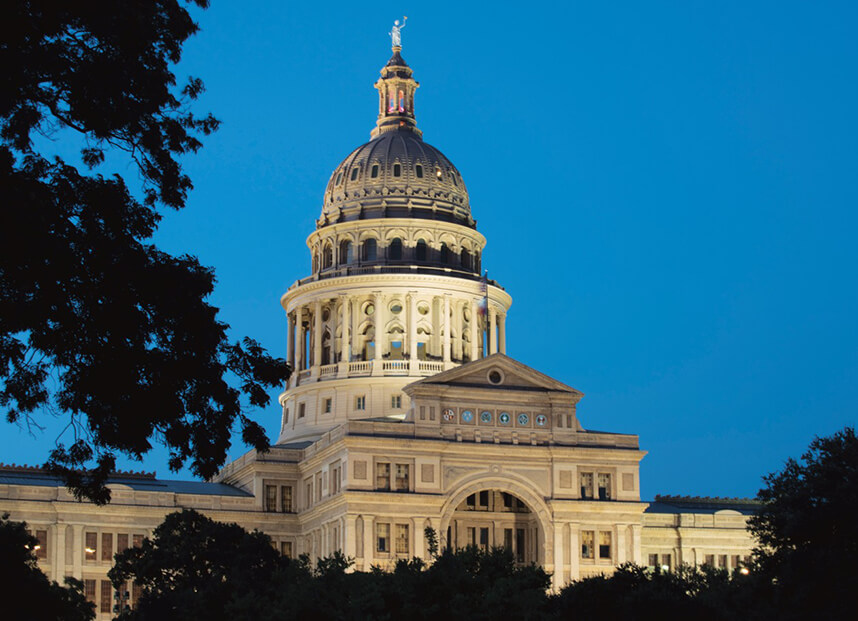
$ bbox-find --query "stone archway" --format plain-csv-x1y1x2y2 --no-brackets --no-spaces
439,476,554,568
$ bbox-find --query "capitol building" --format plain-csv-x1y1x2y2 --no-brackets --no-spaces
0,39,756,616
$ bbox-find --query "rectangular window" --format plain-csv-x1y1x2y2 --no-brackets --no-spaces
466,493,476,509
132,534,144,548
100,580,112,613
599,531,612,560
419,405,426,420
355,395,366,410
580,473,594,499
479,490,489,508
305,480,312,507
503,492,513,509
265,484,277,512
504,528,513,551
704,554,715,567
101,532,113,562
281,485,293,513
85,532,97,561
376,523,390,553
376,462,391,490
316,473,323,501
84,579,96,603
731,554,741,569
395,464,410,491
581,530,595,559
479,527,489,550
466,526,476,546
35,530,47,560
661,553,672,571
132,581,142,609
281,541,293,558
597,473,612,500
395,524,409,554
117,534,129,552
298,403,305,418
324,398,332,413
331,465,341,494
718,554,728,569
648,553,659,568
391,395,402,409
516,528,526,563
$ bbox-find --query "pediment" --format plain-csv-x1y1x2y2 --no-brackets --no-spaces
405,353,583,397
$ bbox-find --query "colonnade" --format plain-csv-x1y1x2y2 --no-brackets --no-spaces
286,292,507,374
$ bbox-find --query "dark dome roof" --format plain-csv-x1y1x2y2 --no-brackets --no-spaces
319,129,472,228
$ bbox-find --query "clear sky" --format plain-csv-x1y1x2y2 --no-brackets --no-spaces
4,1,857,501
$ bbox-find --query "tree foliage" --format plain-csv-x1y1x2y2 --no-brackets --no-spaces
0,513,94,621
747,426,858,620
0,1,289,503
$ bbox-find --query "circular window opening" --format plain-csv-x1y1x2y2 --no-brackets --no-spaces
417,303,430,315
365,304,375,316
488,370,503,385
390,303,403,314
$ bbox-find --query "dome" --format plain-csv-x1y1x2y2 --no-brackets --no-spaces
319,129,472,228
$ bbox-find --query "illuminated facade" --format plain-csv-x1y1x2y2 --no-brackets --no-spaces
0,42,756,617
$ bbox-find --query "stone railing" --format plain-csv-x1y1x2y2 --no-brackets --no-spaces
290,359,454,386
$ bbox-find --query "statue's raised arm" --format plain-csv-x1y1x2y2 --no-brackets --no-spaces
390,16,407,47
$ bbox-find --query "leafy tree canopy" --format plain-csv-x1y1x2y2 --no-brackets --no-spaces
748,426,858,620
0,513,95,621
0,1,289,503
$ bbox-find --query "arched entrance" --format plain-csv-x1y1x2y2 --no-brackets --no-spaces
440,480,552,566
446,490,539,563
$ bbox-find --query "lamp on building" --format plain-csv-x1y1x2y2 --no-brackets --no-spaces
84,546,95,554
740,567,750,575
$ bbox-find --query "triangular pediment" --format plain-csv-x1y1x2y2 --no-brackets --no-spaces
405,353,583,397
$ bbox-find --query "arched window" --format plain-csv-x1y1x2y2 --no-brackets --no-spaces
398,90,405,112
322,244,333,269
389,238,403,261
388,87,395,113
460,248,472,271
416,239,428,262
371,164,379,178
335,172,343,185
415,164,423,178
362,238,377,261
440,243,450,264
393,163,401,177
475,251,481,273
339,240,353,265
350,167,359,181
312,251,319,273
451,172,459,187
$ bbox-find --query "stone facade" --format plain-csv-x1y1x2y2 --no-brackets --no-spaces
0,43,757,618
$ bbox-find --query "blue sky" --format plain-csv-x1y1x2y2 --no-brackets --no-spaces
4,1,857,500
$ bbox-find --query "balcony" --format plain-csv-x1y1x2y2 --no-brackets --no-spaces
289,359,452,387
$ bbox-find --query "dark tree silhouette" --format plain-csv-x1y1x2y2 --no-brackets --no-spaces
0,1,289,503
0,514,95,621
748,426,858,620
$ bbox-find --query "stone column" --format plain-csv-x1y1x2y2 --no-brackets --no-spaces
443,294,451,365
72,524,83,580
287,313,295,367
338,296,350,378
470,299,479,361
569,523,580,582
616,524,627,565
630,524,642,564
552,524,564,591
408,292,417,371
344,515,358,561
295,306,304,371
489,308,498,355
331,297,339,362
364,517,375,566
52,524,65,580
312,299,322,374
498,313,506,354
372,291,383,375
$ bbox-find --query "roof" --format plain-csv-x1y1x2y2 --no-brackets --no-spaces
646,494,760,515
0,465,251,498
